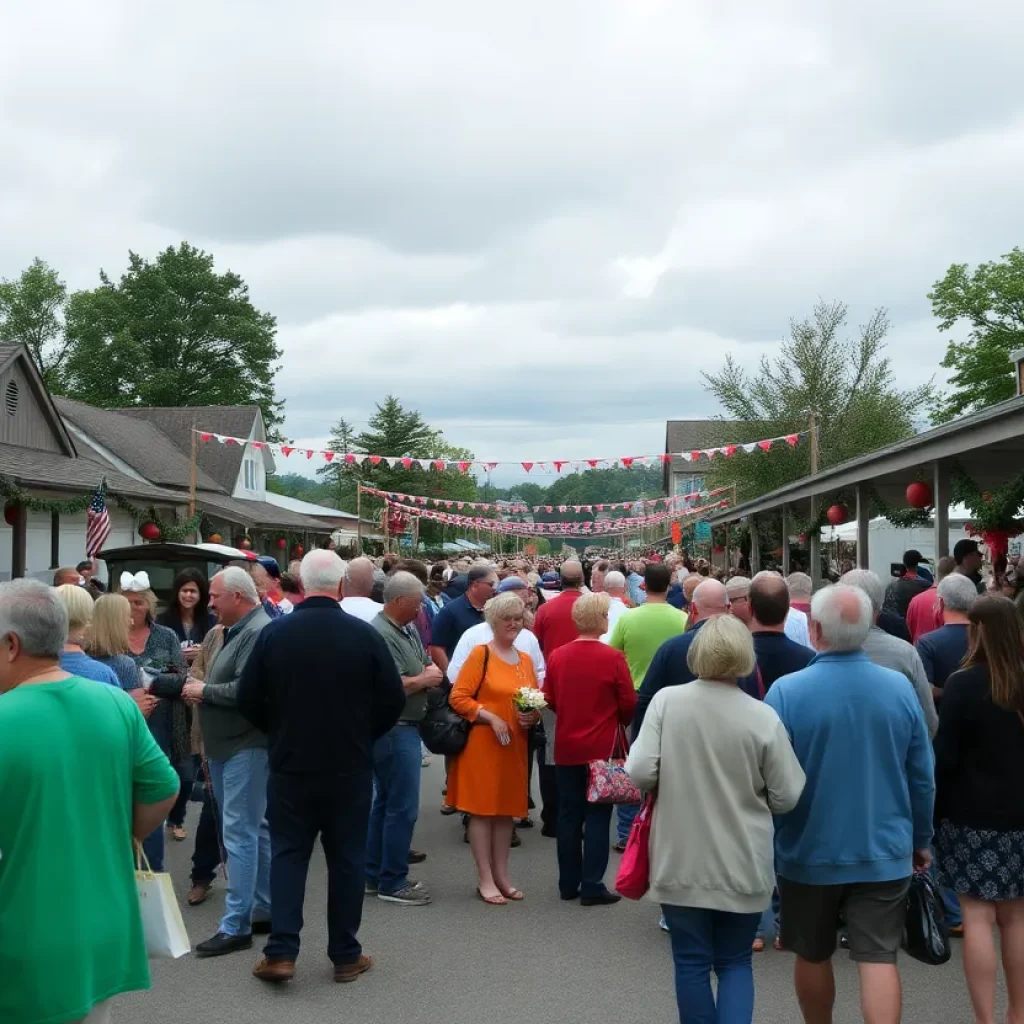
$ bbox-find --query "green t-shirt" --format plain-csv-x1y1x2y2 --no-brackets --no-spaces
372,612,431,722
609,602,688,689
0,676,180,1024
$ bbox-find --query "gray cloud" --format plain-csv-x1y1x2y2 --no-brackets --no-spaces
1,0,1022,489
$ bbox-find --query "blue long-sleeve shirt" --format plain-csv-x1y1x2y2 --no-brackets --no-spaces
765,650,935,885
632,619,760,735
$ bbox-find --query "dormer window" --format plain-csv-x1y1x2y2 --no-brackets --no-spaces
244,457,257,490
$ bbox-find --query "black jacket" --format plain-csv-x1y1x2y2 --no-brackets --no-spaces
237,597,405,775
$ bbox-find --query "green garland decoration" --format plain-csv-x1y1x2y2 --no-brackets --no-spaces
949,463,1024,534
0,475,205,543
865,488,932,529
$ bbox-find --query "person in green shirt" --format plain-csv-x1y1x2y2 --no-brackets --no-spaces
0,579,180,1024
608,563,688,690
606,563,687,849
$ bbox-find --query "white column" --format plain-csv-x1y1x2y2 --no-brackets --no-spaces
855,485,870,569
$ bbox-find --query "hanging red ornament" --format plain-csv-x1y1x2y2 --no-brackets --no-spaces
207,532,223,544
140,521,161,542
905,481,933,509
276,537,288,549
293,544,304,558
826,504,848,526
798,533,807,544
3,502,20,526
238,537,252,551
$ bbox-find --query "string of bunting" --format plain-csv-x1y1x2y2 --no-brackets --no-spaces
386,498,728,536
196,430,806,472
361,485,729,514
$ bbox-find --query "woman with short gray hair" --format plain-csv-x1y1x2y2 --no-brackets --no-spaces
626,614,805,1023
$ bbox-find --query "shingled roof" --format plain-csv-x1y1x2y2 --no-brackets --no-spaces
663,419,771,491
196,492,334,531
118,406,270,492
54,397,225,493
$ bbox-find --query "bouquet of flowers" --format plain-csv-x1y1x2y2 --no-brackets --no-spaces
512,687,548,712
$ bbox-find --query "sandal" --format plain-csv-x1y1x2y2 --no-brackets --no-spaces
752,937,765,952
476,888,507,906
498,887,524,901
773,936,784,951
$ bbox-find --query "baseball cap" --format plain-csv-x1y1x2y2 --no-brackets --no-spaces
902,549,928,568
256,556,281,579
497,577,528,593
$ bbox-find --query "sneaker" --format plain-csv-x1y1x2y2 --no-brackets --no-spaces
421,754,432,767
581,891,621,907
367,879,427,896
378,885,432,906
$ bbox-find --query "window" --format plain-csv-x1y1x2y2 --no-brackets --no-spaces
674,473,705,497
4,379,18,416
244,458,257,490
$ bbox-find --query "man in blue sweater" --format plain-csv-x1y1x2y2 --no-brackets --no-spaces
765,585,934,1024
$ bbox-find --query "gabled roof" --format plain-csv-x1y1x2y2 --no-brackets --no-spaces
0,443,184,503
53,397,225,492
0,346,77,457
119,405,268,492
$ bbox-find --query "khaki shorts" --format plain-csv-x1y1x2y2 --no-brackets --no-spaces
778,876,910,964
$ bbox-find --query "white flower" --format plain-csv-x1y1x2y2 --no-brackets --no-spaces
513,686,548,711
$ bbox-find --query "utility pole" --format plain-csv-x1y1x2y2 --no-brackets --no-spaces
808,409,822,591
189,415,198,538
356,483,363,555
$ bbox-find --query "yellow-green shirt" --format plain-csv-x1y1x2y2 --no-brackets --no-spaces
609,602,688,689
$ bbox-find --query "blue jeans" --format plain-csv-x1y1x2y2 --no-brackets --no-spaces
755,887,781,940
662,905,762,1024
142,821,165,872
555,765,613,898
365,724,422,895
617,801,641,845
208,747,271,936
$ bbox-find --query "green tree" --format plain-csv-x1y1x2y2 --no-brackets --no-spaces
266,472,334,504
0,258,71,390
929,248,1024,423
61,243,284,435
703,300,930,502
320,397,478,543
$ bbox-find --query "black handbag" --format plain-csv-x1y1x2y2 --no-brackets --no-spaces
902,871,952,966
418,648,488,756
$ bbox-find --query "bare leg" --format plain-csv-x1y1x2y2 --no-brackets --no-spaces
794,957,835,1024
857,962,901,1024
995,898,1024,1024
467,817,500,899
961,895,998,1024
489,816,516,894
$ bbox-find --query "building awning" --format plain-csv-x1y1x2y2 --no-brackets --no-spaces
196,492,334,532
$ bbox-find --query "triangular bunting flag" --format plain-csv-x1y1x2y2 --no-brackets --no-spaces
433,460,446,470
758,440,773,452
522,462,534,472
281,446,294,458
621,457,634,468
553,461,566,473
724,445,737,457
369,455,382,465
458,462,471,473
401,458,413,469
587,460,599,469
323,451,335,462
785,434,799,447
200,432,213,442
344,453,356,464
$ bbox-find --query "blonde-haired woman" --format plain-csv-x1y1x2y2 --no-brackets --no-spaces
448,592,540,905
544,592,636,905
626,614,805,1024
55,583,120,688
90,593,145,691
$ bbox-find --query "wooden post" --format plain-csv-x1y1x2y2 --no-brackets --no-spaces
50,510,60,569
189,415,197,519
933,461,950,559
749,518,761,573
356,484,363,555
855,484,870,569
11,504,27,579
808,409,822,591
781,505,791,575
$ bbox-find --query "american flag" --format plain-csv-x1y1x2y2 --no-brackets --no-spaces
86,480,112,558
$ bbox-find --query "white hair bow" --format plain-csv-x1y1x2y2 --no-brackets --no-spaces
120,570,151,592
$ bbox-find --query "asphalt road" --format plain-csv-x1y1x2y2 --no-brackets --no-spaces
115,760,996,1023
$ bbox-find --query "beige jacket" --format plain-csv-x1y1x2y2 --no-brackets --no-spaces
188,626,224,755
625,679,805,913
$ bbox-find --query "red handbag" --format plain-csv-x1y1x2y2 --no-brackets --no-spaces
586,725,642,805
615,793,655,899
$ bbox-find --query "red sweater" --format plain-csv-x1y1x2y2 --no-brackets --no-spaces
543,640,637,765
533,590,582,658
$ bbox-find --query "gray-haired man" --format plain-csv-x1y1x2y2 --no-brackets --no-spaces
183,566,272,958
367,572,443,906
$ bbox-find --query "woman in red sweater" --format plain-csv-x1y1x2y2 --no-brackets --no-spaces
544,593,637,906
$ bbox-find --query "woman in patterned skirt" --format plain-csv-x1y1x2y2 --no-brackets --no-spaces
934,594,1024,1024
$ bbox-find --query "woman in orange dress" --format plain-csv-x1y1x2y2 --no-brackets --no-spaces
448,592,540,905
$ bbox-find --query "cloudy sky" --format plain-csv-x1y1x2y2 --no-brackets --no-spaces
3,0,1023,486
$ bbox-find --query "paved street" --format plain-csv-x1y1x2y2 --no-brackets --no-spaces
116,761,997,1024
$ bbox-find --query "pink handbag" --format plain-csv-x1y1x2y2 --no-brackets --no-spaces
615,793,655,899
586,726,642,805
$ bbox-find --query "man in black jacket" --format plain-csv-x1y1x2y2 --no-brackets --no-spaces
237,549,405,985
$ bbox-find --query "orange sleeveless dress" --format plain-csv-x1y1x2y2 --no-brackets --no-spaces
446,643,536,818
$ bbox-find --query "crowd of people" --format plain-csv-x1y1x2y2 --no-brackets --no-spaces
1,538,1023,1024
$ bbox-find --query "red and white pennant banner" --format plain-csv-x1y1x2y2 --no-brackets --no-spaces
385,498,729,537
361,485,729,514
195,431,805,472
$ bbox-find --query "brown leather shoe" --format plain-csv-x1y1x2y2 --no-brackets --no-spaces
187,882,213,906
253,956,296,983
334,954,373,983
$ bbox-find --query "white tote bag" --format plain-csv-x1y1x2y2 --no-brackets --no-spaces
135,845,191,959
